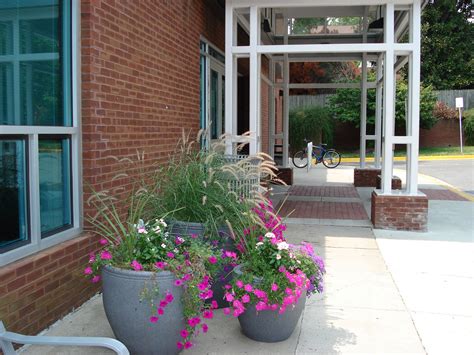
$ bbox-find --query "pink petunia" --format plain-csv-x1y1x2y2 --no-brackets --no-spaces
166,252,175,259
84,266,93,275
225,293,234,302
241,294,250,303
271,283,279,291
210,300,218,309
180,329,189,338
159,300,168,308
88,253,96,263
208,256,218,264
130,260,143,271
165,293,174,303
202,323,209,333
223,307,231,315
236,280,244,288
91,275,101,283
176,342,184,350
155,261,166,269
203,310,213,319
99,238,108,245
157,308,164,315
100,250,112,260
244,284,253,292
174,279,183,287
184,342,193,349
150,316,159,323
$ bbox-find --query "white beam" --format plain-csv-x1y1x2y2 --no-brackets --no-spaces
381,3,395,194
269,58,276,158
359,6,369,169
249,5,261,155
287,82,376,89
407,0,422,195
374,54,383,169
231,0,414,8
283,13,289,168
225,4,235,154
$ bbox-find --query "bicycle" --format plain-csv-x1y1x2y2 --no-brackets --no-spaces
292,140,341,169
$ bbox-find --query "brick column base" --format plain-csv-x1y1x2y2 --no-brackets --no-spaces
275,167,293,185
354,168,381,187
376,175,402,190
371,191,428,231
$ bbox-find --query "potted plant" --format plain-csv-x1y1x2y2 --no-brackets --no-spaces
223,201,325,342
153,133,278,308
85,185,221,353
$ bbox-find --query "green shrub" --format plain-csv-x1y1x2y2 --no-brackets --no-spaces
289,105,333,153
463,108,474,145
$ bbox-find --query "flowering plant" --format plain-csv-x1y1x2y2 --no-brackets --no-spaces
223,201,325,316
85,188,221,350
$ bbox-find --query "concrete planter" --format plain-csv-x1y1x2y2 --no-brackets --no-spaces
102,265,185,355
234,265,306,342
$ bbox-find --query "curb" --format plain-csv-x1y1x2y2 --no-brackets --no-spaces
341,154,474,163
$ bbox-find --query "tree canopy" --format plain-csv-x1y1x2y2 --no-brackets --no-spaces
421,0,474,89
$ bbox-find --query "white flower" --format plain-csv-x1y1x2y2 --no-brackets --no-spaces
173,248,179,253
160,219,167,228
277,241,289,250
289,252,295,259
256,242,264,248
296,260,301,264
265,232,275,239
276,254,282,260
161,243,167,248
153,226,161,233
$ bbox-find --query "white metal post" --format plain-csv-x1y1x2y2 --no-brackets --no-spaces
282,14,289,167
224,3,235,154
359,6,369,169
269,57,276,158
407,0,421,195
249,6,261,155
360,55,368,169
381,3,395,194
374,54,383,169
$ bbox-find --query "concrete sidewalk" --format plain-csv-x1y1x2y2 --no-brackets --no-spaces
20,164,473,354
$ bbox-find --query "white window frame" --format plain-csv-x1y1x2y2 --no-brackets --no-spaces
0,0,82,267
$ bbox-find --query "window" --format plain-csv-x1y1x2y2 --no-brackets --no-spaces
200,39,225,149
0,0,79,265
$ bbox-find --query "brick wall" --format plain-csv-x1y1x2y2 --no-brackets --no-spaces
0,234,100,336
1,0,225,338
354,168,381,187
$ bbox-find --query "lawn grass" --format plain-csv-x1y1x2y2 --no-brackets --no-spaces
339,146,474,158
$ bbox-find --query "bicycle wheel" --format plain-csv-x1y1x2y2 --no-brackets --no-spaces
292,150,308,168
322,150,341,168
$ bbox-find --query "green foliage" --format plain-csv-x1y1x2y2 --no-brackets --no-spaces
421,0,474,89
328,78,437,129
463,108,474,145
289,105,333,153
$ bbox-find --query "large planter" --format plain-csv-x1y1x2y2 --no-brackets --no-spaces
102,265,185,355
168,220,206,238
234,265,306,342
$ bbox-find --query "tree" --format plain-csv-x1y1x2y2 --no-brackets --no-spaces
328,75,438,129
421,0,474,89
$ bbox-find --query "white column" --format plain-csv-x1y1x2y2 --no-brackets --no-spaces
359,6,369,169
224,3,235,154
407,0,421,195
359,55,368,168
374,54,383,169
381,3,395,194
249,5,261,155
282,14,289,167
269,57,276,158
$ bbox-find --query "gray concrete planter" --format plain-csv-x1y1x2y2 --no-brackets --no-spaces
234,265,306,342
102,265,185,354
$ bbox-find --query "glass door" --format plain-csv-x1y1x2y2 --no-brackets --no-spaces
209,61,225,145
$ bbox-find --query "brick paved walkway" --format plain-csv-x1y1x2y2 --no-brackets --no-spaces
420,188,469,201
279,185,369,220
289,185,360,198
